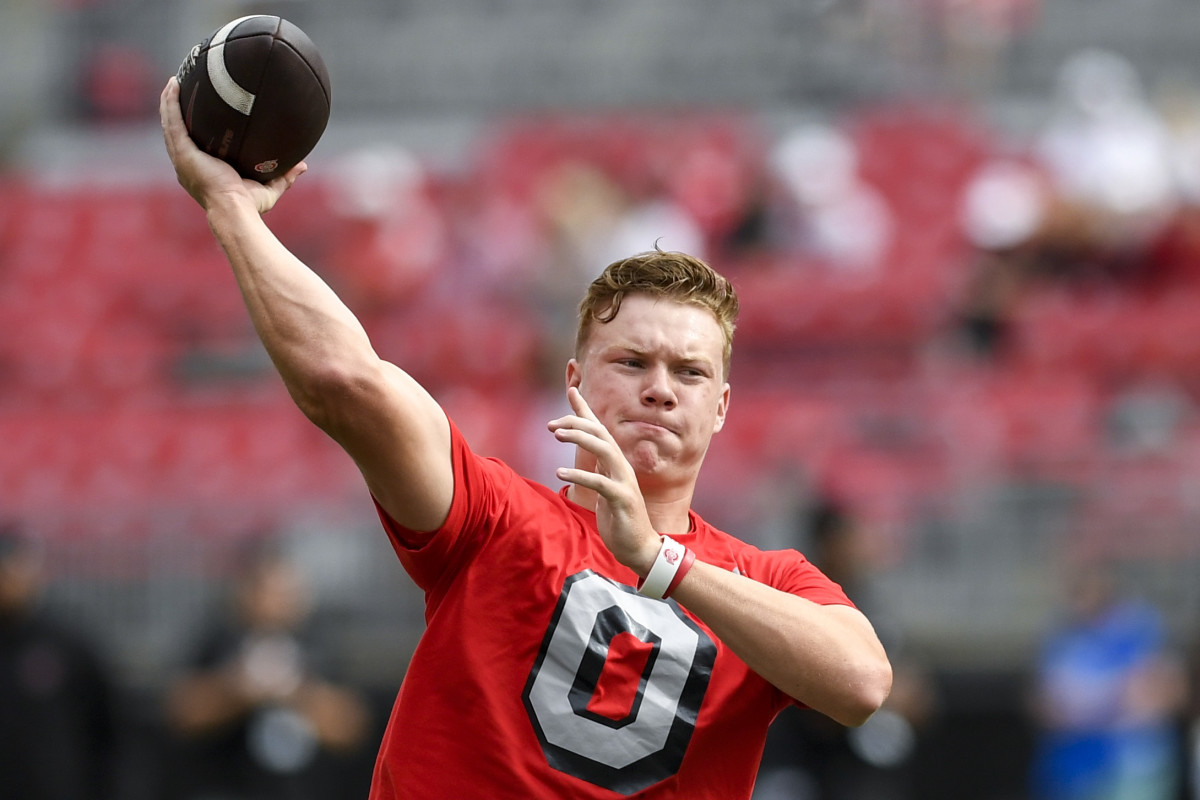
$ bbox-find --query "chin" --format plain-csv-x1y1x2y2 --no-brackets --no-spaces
624,439,671,470
628,450,700,494
627,456,668,481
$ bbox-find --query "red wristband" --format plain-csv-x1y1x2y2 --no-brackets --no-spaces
662,548,696,599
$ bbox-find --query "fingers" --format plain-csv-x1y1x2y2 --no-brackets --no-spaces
274,161,309,193
554,465,607,493
159,78,176,155
550,386,630,475
549,387,641,498
160,77,181,139
566,386,598,422
549,387,605,438
160,76,197,176
548,411,611,451
549,423,605,454
159,76,174,113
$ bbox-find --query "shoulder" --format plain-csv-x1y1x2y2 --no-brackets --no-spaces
446,416,582,525
690,518,853,607
687,515,799,570
381,417,574,566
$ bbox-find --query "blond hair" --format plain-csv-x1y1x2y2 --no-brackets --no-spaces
576,249,739,378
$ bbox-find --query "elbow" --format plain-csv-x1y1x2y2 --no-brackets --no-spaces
838,657,894,728
289,357,383,432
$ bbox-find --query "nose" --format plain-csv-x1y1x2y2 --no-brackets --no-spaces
641,365,677,409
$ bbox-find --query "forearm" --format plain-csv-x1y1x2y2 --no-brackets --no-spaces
294,681,371,751
671,561,892,727
165,672,253,735
205,195,377,422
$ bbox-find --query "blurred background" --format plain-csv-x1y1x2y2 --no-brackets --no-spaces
3,0,1200,798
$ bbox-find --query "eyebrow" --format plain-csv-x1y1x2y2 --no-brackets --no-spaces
609,345,716,369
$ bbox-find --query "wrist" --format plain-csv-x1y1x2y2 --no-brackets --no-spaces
205,189,259,227
636,536,696,600
632,537,663,578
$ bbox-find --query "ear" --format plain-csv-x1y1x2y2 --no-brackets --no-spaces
712,383,731,434
565,358,582,391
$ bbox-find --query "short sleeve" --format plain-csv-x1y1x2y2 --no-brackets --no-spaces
374,417,515,593
738,547,855,609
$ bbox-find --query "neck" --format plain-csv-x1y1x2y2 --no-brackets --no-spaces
566,484,694,535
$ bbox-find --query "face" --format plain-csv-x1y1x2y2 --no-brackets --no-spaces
568,294,730,492
238,561,309,631
0,548,41,615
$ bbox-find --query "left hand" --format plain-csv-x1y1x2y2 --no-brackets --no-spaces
549,387,660,575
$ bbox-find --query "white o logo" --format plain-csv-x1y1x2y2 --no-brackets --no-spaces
522,571,715,794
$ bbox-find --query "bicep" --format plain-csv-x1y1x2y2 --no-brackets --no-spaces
327,359,454,532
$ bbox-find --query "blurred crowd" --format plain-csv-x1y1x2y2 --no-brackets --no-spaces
1,520,377,800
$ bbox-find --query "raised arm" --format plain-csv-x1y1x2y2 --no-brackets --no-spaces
159,77,451,531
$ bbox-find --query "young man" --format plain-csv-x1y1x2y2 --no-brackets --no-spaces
159,77,891,799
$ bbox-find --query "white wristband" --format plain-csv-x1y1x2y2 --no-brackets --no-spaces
637,536,687,600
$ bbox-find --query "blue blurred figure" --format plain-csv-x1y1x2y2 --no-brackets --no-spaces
1030,563,1187,800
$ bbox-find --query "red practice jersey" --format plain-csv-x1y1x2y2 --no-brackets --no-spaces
369,419,852,799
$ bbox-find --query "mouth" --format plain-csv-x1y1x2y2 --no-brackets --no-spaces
624,419,676,436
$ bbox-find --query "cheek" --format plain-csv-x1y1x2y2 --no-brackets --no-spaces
580,386,619,424
579,370,627,408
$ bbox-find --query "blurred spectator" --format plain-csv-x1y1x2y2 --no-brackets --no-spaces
536,160,635,281
1138,74,1200,296
527,158,707,371
1029,562,1187,800
767,122,894,274
1040,50,1175,222
163,539,372,800
756,498,935,800
951,51,1193,362
1033,49,1178,286
537,157,707,272
953,158,1051,358
0,519,118,800
953,49,1180,338
960,158,1052,256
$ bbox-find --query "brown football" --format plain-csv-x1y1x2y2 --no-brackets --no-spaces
176,15,331,182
